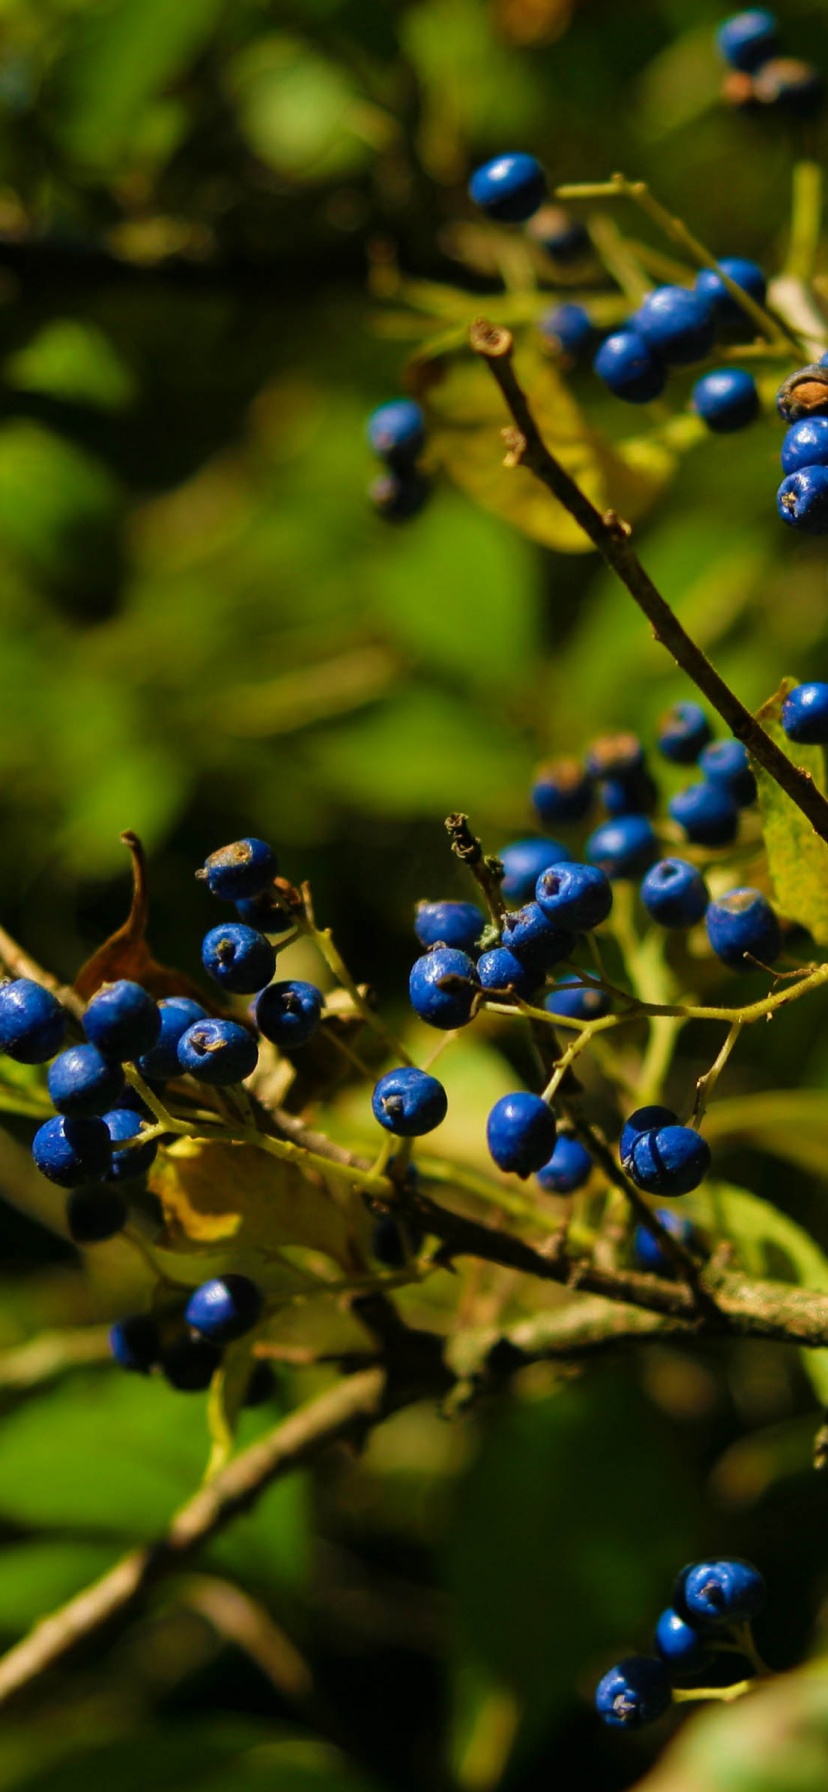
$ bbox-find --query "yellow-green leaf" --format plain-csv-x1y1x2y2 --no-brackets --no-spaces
754,677,828,943
705,1091,828,1181
151,1137,370,1269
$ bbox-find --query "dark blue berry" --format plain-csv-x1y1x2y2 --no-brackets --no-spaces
104,1108,159,1180
235,891,290,931
0,979,66,1064
535,862,613,932
47,1045,124,1119
692,368,758,432
595,1656,672,1728
633,1208,696,1275
477,946,540,999
499,837,572,904
754,57,824,116
781,681,828,743
414,900,484,955
487,1092,556,1177
586,815,657,879
716,10,778,72
254,979,323,1048
201,923,276,995
528,207,590,263
705,888,781,969
780,417,828,476
654,1607,713,1673
536,1134,591,1193
676,1558,765,1628
668,781,738,846
83,980,161,1061
110,1314,160,1373
137,998,207,1080
371,1066,447,1137
657,701,712,765
370,470,431,522
197,837,278,902
161,1333,222,1392
366,398,425,467
585,733,645,781
594,331,666,403
620,1106,678,1164
66,1184,127,1243
186,1273,263,1343
538,302,596,360
243,1360,278,1407
628,1124,711,1196
177,1018,258,1084
599,768,658,817
468,153,546,223
531,759,592,826
695,256,767,323
778,466,828,533
640,858,709,928
501,904,576,969
698,740,756,807
32,1114,112,1186
544,975,611,1022
409,948,479,1030
372,1212,424,1267
635,287,716,366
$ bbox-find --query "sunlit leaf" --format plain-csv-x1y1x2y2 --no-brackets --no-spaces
705,1092,828,1181
152,1136,370,1269
4,321,135,413
754,679,828,944
634,1658,828,1792
53,0,226,167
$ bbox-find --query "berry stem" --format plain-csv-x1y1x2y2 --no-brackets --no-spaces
784,158,823,284
692,1020,744,1127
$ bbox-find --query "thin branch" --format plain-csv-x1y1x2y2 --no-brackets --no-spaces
444,812,506,927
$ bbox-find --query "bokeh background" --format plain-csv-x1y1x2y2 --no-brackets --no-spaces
2,1,828,1788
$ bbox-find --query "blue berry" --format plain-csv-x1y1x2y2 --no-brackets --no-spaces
255,979,324,1048
536,1135,591,1193
705,888,781,969
0,979,66,1064
640,859,709,928
110,1314,160,1373
32,1114,112,1186
414,900,484,955
698,740,756,807
695,257,767,324
657,701,712,765
499,837,572,904
594,331,666,403
781,681,828,743
778,466,828,533
366,398,425,467
535,862,613,932
754,57,823,116
47,1045,124,1119
177,1018,258,1084
477,946,540,999
371,1067,447,1137
468,153,546,224
544,975,611,1022
654,1607,713,1673
370,470,431,522
197,837,278,902
372,1212,424,1267
595,1656,672,1729
634,1208,696,1275
628,1124,711,1196
501,903,576,969
538,302,596,360
776,365,828,426
781,417,828,476
409,948,480,1030
161,1333,222,1392
676,1558,765,1628
137,997,207,1080
668,781,738,846
692,368,758,432
83,980,161,1061
243,1361,277,1407
599,768,658,817
235,892,289,931
635,286,715,366
585,733,644,781
66,1184,127,1244
716,10,779,72
620,1106,678,1164
186,1273,263,1343
531,759,592,826
527,207,590,264
103,1108,159,1181
487,1092,556,1177
201,923,276,995
586,815,657,879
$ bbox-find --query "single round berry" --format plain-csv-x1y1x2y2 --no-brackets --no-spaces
633,1209,696,1275
414,900,484,956
32,1114,112,1187
177,1018,259,1084
599,768,658,817
110,1314,160,1373
778,466,828,534
197,837,278,903
781,417,828,476
477,946,540,1000
161,1333,222,1393
538,302,596,360
487,1092,556,1178
695,256,767,324
499,837,572,904
47,1045,124,1119
697,739,756,807
103,1108,159,1181
372,1212,424,1268
366,398,425,467
0,979,66,1064
83,980,161,1062
594,330,666,403
535,862,613,933
628,1124,711,1197
254,980,324,1049
586,815,657,880
536,1134,591,1193
716,10,779,72
66,1185,127,1244
635,286,716,366
621,1106,678,1164
468,153,546,224
654,1607,713,1673
531,759,592,826
526,206,590,264
595,1656,672,1729
201,923,276,995
186,1273,264,1344
781,681,828,744
243,1361,278,1407
501,904,576,969
544,975,611,1022
676,1559,766,1628
371,1067,448,1137
754,56,824,116
409,948,480,1030
657,701,712,765
668,781,738,847
776,364,828,425
137,997,208,1080
705,889,781,969
692,367,759,433
640,859,709,928
370,470,431,522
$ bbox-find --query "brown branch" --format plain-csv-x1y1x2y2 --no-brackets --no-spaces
444,811,507,926
469,319,828,847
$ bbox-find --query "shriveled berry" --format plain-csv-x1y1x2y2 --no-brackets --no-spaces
468,153,546,223
536,1134,591,1193
177,1018,258,1084
254,980,324,1048
781,681,828,744
186,1274,263,1343
628,1124,711,1196
668,781,738,846
531,759,592,826
657,701,712,765
487,1092,556,1177
640,859,709,928
66,1185,127,1244
499,837,572,904
197,837,278,902
776,364,828,425
595,1656,672,1728
201,923,276,994
0,979,66,1064
47,1045,124,1119
371,1067,448,1137
414,901,484,955
83,980,161,1061
705,889,781,969
409,948,480,1030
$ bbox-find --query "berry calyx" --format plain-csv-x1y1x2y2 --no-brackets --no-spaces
468,153,546,223
177,1018,259,1084
594,1656,672,1728
0,979,66,1064
371,1067,448,1137
501,903,576,969
185,1273,264,1343
486,1092,556,1177
254,979,324,1049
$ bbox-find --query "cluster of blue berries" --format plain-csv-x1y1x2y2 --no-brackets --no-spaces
366,397,429,523
717,9,823,117
593,272,762,424
596,1557,766,1729
776,363,828,534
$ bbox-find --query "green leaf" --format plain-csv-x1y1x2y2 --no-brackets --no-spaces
705,1092,828,1181
53,0,226,168
229,36,383,181
4,321,135,413
634,1658,828,1792
0,1540,118,1639
754,678,828,944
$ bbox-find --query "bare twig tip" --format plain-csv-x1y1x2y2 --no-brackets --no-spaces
469,317,513,358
